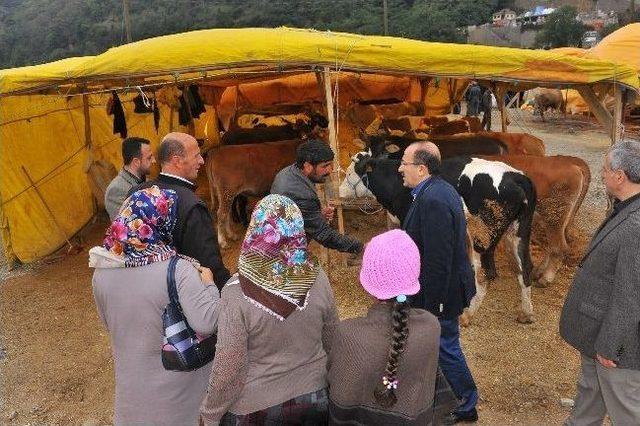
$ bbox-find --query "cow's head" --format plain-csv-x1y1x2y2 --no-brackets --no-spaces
338,150,375,199
359,134,406,159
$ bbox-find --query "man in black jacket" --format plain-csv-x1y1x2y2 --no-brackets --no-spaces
131,132,231,289
399,141,478,424
271,140,363,255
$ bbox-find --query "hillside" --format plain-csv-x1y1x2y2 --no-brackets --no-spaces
0,0,517,68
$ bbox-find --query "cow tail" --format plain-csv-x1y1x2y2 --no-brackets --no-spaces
516,174,537,286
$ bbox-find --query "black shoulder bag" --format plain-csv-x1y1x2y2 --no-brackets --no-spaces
161,256,217,371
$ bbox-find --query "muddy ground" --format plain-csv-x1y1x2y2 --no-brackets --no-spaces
1,109,634,425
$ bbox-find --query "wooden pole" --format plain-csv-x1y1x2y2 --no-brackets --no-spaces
496,85,508,132
122,0,133,43
382,0,389,35
82,94,92,148
322,67,341,266
611,87,623,144
576,85,614,141
323,67,339,156
21,166,77,252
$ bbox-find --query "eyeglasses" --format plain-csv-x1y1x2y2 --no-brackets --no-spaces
400,160,424,167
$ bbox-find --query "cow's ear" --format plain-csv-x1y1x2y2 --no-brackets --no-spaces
385,144,400,154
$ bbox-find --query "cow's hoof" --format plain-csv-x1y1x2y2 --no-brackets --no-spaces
459,312,472,327
533,277,550,288
532,267,542,281
516,312,535,324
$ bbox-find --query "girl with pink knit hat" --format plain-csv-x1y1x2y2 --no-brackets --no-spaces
327,229,458,425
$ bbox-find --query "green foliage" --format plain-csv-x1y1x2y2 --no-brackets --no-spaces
0,0,517,68
534,5,587,48
599,23,621,39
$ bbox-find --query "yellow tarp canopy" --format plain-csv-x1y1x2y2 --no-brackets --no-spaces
1,26,639,264
1,27,638,95
590,23,640,74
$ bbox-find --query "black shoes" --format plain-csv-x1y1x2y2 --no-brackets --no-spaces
443,408,478,424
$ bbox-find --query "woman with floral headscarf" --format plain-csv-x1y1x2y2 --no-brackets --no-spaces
90,185,221,425
200,194,338,425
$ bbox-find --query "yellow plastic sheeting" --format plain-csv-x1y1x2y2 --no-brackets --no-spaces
0,92,219,263
0,56,93,96
590,24,640,74
0,95,93,262
1,27,638,96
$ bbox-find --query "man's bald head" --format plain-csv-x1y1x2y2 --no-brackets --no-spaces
158,132,196,165
157,132,204,181
407,141,442,175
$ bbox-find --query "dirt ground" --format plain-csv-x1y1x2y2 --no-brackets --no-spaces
0,109,633,425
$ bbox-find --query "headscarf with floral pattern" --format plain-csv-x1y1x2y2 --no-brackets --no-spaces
103,185,178,267
238,194,319,320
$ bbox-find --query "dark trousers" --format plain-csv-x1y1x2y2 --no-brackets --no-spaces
481,110,491,131
439,317,478,414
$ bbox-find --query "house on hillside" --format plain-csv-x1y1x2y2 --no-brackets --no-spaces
493,8,517,26
517,6,556,26
577,10,618,31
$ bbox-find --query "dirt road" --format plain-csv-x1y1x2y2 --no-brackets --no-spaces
0,111,619,425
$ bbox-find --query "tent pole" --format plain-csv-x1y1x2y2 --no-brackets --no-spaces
82,94,92,148
576,85,614,142
323,67,339,156
321,67,340,266
496,85,508,132
420,77,432,111
81,92,99,216
611,87,623,144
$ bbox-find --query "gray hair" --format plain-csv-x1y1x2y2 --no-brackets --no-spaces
608,139,640,184
158,136,186,164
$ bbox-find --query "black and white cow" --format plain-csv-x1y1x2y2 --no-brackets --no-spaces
340,151,537,324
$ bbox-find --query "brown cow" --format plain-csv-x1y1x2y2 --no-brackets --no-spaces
383,115,481,137
429,132,545,157
206,139,303,248
533,88,565,122
221,112,327,145
429,119,473,136
482,155,590,286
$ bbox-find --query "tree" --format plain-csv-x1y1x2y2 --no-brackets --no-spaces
534,6,587,49
0,0,504,67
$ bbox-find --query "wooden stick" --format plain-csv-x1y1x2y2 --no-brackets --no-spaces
576,85,613,139
611,87,623,144
82,94,92,148
323,67,338,158
21,166,74,250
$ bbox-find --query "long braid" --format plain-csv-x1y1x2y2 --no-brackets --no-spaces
373,300,410,408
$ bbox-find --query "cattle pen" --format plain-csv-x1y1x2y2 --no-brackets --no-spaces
1,26,639,425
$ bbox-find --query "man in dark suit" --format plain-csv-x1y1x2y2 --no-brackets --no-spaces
399,141,478,424
131,132,230,290
560,139,640,425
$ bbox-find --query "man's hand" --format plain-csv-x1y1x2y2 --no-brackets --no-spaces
199,266,214,285
596,353,617,368
322,205,335,222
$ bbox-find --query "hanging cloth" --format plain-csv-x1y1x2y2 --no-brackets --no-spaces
109,91,127,138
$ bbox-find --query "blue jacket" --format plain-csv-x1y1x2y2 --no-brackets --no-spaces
402,176,476,319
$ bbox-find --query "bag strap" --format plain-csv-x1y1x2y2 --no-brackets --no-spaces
166,256,181,309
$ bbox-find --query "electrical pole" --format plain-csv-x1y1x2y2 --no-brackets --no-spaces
383,0,389,35
123,0,132,43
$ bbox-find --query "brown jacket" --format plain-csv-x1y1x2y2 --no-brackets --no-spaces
327,304,441,425
200,269,338,424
